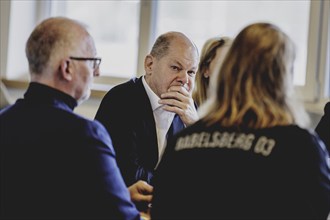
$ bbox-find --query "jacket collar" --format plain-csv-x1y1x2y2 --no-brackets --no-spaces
22,82,78,111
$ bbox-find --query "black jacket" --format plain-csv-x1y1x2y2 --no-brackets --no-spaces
316,102,330,153
0,83,139,220
152,120,330,219
95,77,185,186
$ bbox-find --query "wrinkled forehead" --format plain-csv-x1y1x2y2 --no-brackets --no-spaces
167,43,198,67
166,54,198,71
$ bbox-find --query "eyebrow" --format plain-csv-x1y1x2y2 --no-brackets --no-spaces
172,60,197,71
172,60,183,68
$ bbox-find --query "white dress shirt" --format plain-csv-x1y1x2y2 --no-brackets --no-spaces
142,76,175,166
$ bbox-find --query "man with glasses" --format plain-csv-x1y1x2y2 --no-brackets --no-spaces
0,17,152,219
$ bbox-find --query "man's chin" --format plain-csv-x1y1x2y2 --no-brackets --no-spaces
77,91,91,105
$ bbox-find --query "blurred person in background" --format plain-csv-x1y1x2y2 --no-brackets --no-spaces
193,36,232,106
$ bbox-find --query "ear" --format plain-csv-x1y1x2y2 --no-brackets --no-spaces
203,69,210,78
59,59,73,81
144,55,154,76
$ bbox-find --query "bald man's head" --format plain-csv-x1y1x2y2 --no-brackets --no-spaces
25,17,91,75
150,31,198,60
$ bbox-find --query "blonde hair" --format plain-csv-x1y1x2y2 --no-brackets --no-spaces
193,37,232,106
200,23,309,128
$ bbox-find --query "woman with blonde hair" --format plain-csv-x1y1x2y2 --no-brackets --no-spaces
151,23,330,219
193,37,232,106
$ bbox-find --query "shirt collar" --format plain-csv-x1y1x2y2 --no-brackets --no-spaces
142,75,162,111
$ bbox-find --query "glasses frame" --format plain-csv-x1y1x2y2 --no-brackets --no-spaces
69,56,102,70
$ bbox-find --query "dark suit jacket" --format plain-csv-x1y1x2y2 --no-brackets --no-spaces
316,102,330,153
0,83,140,220
95,77,185,186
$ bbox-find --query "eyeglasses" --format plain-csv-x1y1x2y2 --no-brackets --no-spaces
69,56,102,70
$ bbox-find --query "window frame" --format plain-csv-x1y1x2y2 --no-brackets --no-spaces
0,0,329,108
294,0,329,103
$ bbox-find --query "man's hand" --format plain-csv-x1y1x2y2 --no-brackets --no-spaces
128,180,153,204
159,85,199,126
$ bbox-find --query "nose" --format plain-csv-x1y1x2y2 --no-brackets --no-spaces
177,70,188,86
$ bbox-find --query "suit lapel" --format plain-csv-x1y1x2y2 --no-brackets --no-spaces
135,77,159,168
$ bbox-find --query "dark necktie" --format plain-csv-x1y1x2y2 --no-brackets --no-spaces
166,114,185,142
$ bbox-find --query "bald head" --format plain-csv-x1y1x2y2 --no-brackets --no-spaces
150,31,198,60
25,17,92,75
